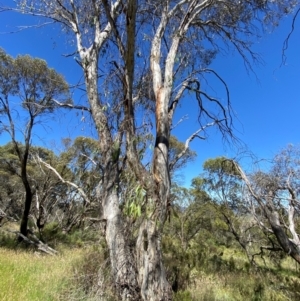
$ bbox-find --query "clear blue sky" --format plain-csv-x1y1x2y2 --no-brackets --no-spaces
0,10,299,186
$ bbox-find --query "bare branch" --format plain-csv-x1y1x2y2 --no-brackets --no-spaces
36,156,91,204
0,21,55,34
52,99,91,112
102,0,126,59
169,121,216,170
168,78,191,120
282,7,300,65
171,114,188,130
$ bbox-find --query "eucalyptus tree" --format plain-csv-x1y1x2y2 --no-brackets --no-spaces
235,145,300,264
0,142,71,236
200,152,300,266
56,136,103,231
200,157,261,265
0,50,70,236
0,143,25,222
2,0,299,300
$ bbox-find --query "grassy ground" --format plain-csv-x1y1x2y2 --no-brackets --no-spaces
0,247,84,301
1,225,300,301
175,247,300,301
1,245,300,301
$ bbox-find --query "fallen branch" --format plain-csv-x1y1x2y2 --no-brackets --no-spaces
5,229,58,256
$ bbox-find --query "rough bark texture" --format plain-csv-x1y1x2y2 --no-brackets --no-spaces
135,88,173,301
137,219,172,301
83,50,139,300
104,188,139,300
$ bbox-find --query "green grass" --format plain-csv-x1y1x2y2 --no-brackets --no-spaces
1,231,300,301
0,247,84,301
168,243,300,301
173,251,300,301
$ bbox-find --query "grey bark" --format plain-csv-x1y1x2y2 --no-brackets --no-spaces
83,51,139,300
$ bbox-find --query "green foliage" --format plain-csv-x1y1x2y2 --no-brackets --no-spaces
174,252,300,301
0,49,70,116
203,156,240,176
0,142,72,231
123,184,146,219
59,136,102,198
201,157,243,208
169,136,197,176
0,231,18,249
164,184,225,291
164,177,300,301
174,290,193,301
42,222,101,248
0,49,72,235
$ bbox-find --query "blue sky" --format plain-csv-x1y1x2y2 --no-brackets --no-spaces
0,10,299,186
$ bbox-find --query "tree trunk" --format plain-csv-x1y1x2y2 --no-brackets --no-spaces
135,86,173,300
20,184,33,236
136,218,172,301
19,152,33,237
103,189,139,300
266,209,300,263
83,52,140,300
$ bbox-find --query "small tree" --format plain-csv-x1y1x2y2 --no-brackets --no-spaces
201,157,260,264
235,145,300,264
0,49,70,236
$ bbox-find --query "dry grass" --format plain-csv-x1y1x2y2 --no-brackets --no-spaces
0,247,85,301
1,235,300,301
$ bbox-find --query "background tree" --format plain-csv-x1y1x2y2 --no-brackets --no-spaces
54,136,104,233
0,143,25,223
0,142,72,237
236,145,300,264
0,49,70,236
200,157,261,265
169,136,197,183
164,184,213,291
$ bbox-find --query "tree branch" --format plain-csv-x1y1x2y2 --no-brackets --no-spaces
169,121,216,170
35,156,91,204
282,7,300,65
52,99,91,112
